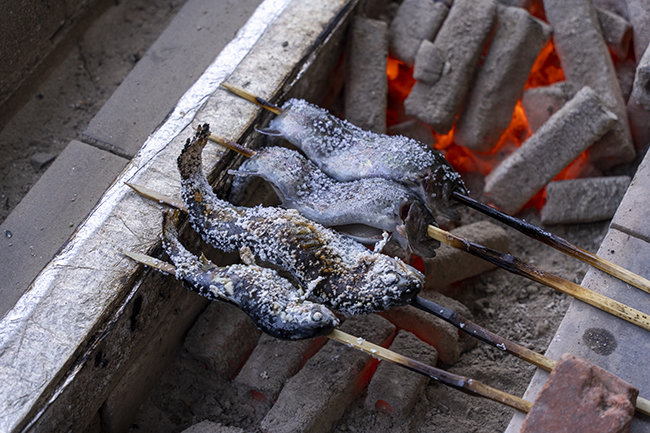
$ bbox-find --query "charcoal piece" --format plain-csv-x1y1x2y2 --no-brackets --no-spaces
345,17,388,134
388,0,449,67
387,119,435,147
541,176,631,225
454,5,550,152
626,0,650,61
632,43,650,108
521,82,575,133
596,6,632,60
627,95,650,152
616,57,636,102
544,0,635,169
592,0,629,21
484,87,617,214
404,0,497,134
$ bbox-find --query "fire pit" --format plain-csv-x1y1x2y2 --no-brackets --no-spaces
2,0,649,432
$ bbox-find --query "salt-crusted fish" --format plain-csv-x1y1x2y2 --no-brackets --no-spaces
258,98,468,220
159,210,339,340
229,146,440,258
178,124,424,316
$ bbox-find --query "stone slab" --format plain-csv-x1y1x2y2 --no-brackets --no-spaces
0,140,128,319
506,228,650,432
82,0,264,157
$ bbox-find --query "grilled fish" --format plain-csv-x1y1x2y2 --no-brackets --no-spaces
177,124,424,316
259,98,468,220
161,210,339,339
229,146,440,258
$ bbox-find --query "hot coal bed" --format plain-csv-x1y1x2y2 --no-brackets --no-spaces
118,1,650,432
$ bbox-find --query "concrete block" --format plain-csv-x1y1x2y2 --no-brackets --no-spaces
424,221,509,291
345,17,388,134
388,0,449,67
596,6,632,60
183,301,262,382
82,0,264,157
0,140,127,318
454,5,550,152
522,81,575,133
543,0,635,169
260,315,396,433
404,0,497,134
182,420,245,433
611,147,650,242
484,87,617,214
521,353,637,433
234,334,327,405
541,176,631,225
364,330,437,417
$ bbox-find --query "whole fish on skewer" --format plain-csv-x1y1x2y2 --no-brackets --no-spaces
178,124,424,316
147,209,340,340
228,146,440,258
220,83,467,221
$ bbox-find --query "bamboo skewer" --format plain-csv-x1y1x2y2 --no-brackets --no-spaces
121,188,650,415
427,225,650,333
451,191,650,297
122,250,532,413
410,296,650,416
219,82,650,297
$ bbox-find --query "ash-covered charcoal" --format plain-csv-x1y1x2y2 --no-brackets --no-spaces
258,99,468,221
229,146,440,258
160,210,340,340
178,125,425,316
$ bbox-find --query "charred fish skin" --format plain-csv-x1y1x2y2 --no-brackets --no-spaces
261,99,468,220
178,125,424,315
161,210,339,340
230,146,440,257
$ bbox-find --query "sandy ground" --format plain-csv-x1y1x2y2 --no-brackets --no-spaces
0,0,186,224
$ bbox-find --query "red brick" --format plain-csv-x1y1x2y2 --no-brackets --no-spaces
260,315,396,433
521,353,637,433
234,334,327,405
183,301,261,381
364,330,437,417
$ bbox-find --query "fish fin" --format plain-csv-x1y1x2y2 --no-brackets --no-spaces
256,127,284,137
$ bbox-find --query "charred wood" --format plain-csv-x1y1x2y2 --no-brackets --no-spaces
404,0,497,134
596,6,633,60
521,81,574,133
484,87,617,214
454,5,550,152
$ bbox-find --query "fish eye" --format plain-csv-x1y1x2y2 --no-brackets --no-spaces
311,311,323,322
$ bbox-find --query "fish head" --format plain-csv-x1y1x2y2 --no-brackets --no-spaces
266,301,340,340
410,163,468,221
398,201,440,258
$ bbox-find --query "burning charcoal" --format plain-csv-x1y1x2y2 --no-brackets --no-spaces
626,0,650,61
592,0,630,21
616,57,637,102
423,221,509,291
454,5,550,152
596,6,632,60
404,0,498,134
364,330,437,417
496,0,542,10
388,0,449,67
543,0,636,169
632,43,650,108
521,354,637,433
345,17,388,134
234,334,327,405
484,87,617,214
522,81,575,133
627,95,650,151
540,176,631,225
387,119,435,147
260,315,395,433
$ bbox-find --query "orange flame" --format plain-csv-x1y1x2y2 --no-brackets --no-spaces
386,40,584,212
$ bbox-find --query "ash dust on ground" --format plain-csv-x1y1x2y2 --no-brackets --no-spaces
0,0,186,224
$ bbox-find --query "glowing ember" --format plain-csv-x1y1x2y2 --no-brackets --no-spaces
386,40,579,211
